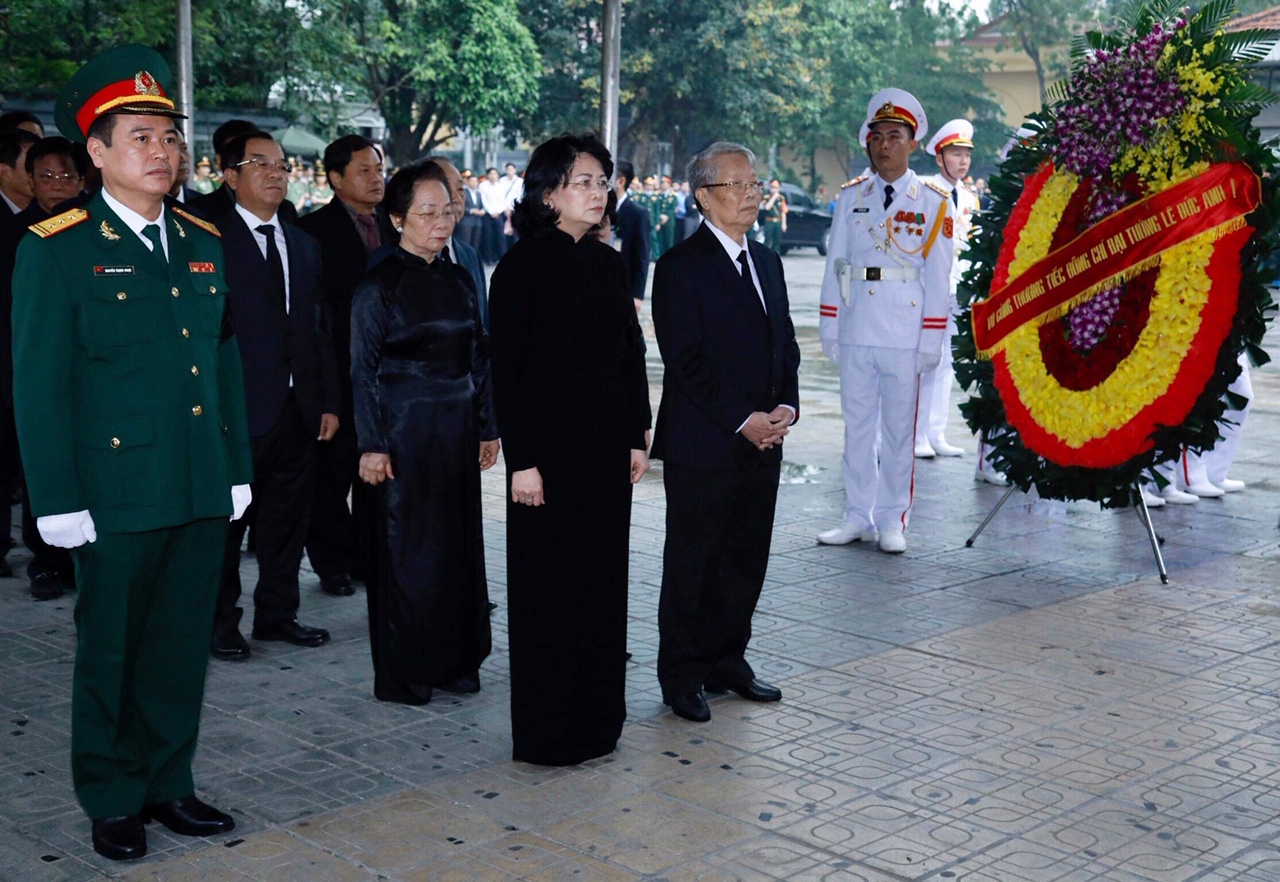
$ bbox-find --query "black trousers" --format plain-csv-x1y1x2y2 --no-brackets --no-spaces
304,414,369,581
481,215,506,264
657,460,780,702
217,395,315,631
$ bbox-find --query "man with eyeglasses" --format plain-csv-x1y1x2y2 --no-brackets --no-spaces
208,131,339,661
817,88,954,554
651,141,800,723
10,45,253,860
0,136,86,597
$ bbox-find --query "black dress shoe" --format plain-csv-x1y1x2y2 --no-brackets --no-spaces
320,574,355,596
486,601,498,612
703,677,782,703
0,558,13,579
437,672,480,694
29,571,64,601
141,795,234,836
668,692,711,722
252,619,330,647
210,627,250,661
92,814,146,860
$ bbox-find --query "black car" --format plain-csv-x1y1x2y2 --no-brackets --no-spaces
755,183,832,255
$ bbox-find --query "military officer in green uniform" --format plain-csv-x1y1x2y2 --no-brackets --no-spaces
11,45,253,862
652,175,680,258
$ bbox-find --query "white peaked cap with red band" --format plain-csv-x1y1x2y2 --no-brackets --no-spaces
926,119,974,156
864,88,928,143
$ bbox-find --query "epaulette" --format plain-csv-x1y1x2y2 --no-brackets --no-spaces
172,207,221,238
841,176,869,190
924,179,951,199
28,208,89,239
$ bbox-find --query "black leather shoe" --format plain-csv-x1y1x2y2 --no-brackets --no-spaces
0,558,13,579
141,796,234,836
320,574,355,596
210,627,250,661
668,692,711,722
437,672,480,694
252,619,330,646
486,601,498,612
704,677,782,703
92,814,146,860
29,571,64,601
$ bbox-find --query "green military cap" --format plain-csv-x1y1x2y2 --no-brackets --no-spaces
56,44,186,144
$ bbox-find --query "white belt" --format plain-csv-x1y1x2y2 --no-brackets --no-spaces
851,266,919,282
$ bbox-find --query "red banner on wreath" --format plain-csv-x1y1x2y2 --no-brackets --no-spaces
973,162,1261,355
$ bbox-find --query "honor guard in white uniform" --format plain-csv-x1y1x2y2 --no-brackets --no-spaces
915,119,979,459
817,89,954,553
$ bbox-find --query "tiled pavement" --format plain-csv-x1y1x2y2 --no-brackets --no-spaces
3,252,1280,880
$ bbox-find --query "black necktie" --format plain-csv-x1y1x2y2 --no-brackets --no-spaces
736,251,763,312
440,245,453,264
951,187,959,207
883,184,895,210
141,224,166,267
256,224,287,314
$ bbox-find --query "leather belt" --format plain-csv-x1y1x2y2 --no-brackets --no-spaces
853,266,919,282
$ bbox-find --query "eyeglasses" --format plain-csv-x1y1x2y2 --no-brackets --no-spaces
36,171,81,183
235,157,292,175
702,180,766,196
406,209,455,224
566,178,611,193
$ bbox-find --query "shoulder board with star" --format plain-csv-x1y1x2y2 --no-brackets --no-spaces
27,208,90,239
172,207,221,238
924,179,951,199
841,175,869,190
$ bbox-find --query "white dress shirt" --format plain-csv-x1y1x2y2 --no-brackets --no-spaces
234,202,290,313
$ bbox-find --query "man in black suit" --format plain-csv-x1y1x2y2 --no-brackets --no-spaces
298,134,391,596
614,159,651,310
0,128,38,218
210,132,339,660
0,136,87,595
186,120,297,225
651,141,800,724
429,157,489,328
460,172,485,252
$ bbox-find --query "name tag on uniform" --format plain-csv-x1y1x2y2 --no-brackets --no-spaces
188,262,217,273
851,207,870,213
94,265,134,276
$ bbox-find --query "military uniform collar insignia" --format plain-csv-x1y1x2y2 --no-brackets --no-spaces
100,220,121,241
173,217,186,238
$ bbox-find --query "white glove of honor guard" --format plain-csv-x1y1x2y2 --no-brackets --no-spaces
822,340,840,363
915,350,941,375
231,484,253,521
37,510,97,548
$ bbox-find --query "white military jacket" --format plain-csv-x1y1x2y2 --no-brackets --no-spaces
819,169,954,353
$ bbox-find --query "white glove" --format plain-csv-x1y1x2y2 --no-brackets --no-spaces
37,510,97,548
822,339,840,363
915,350,941,375
230,484,253,521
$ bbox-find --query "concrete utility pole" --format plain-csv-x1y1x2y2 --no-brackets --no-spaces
600,0,621,159
176,0,195,148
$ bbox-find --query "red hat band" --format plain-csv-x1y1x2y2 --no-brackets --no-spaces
871,102,917,131
76,71,174,136
936,133,973,150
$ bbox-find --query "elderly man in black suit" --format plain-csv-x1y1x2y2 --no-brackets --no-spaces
651,141,801,723
297,135,392,596
426,157,489,327
210,131,340,660
613,159,651,310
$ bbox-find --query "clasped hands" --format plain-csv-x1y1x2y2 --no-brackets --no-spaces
741,407,793,451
